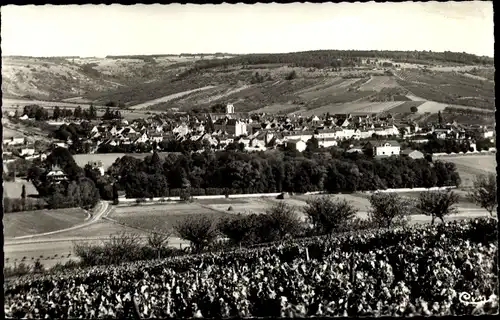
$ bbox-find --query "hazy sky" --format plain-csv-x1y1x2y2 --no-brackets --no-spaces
1,2,494,57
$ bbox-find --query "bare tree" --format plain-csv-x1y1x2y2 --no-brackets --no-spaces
368,192,412,228
148,228,171,259
468,174,497,217
416,190,459,224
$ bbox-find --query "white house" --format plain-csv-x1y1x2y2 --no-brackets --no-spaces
315,129,337,139
3,137,25,146
226,104,235,114
369,140,401,157
134,132,149,144
286,139,307,152
20,147,36,157
318,138,338,148
46,165,68,183
88,161,105,176
483,127,495,138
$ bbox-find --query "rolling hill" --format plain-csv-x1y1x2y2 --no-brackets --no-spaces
2,51,494,117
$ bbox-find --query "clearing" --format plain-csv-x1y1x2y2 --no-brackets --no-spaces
3,208,88,238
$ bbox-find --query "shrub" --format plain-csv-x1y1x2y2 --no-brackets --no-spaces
303,196,359,236
468,173,497,216
416,190,460,224
262,202,304,242
368,192,412,228
73,232,143,266
174,214,219,253
33,260,44,274
147,229,171,259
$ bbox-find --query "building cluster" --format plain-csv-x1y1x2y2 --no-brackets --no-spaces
3,104,496,164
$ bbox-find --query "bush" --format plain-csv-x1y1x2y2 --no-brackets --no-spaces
368,192,412,228
303,196,359,236
416,190,459,224
262,202,304,242
174,214,219,252
179,189,192,202
74,232,143,266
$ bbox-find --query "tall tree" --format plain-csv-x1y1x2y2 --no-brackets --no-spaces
368,192,412,228
468,174,497,217
416,190,459,224
52,106,61,120
304,196,358,235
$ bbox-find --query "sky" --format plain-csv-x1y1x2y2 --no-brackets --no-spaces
1,2,494,58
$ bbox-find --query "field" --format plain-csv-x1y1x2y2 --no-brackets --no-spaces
300,101,406,116
439,154,496,187
394,69,495,110
3,208,88,238
129,85,218,110
359,76,401,91
2,126,21,138
109,202,231,233
3,179,39,198
385,101,426,114
250,103,303,114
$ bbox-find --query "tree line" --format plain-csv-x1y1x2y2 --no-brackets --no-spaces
107,149,461,199
182,50,493,75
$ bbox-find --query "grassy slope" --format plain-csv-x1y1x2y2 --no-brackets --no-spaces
3,208,88,238
4,55,494,118
395,69,495,110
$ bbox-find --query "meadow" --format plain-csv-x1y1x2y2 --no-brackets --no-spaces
358,75,401,91
439,154,496,187
395,69,495,110
3,208,88,238
300,101,405,116
3,180,39,198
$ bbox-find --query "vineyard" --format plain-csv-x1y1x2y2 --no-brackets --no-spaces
4,218,498,318
394,69,495,111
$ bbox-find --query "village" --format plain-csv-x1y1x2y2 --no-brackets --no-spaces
3,102,496,174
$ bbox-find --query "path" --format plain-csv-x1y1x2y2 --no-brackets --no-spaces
9,201,110,241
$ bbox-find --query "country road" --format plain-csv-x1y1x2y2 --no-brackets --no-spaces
9,201,110,242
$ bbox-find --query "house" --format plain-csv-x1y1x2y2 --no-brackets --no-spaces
286,139,307,152
88,161,105,176
250,137,266,149
134,132,149,144
46,165,68,183
226,104,235,114
20,147,36,157
346,145,364,154
227,119,248,136
368,140,401,157
150,133,164,143
483,127,495,138
3,137,25,146
401,149,424,160
318,137,338,148
53,142,68,149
